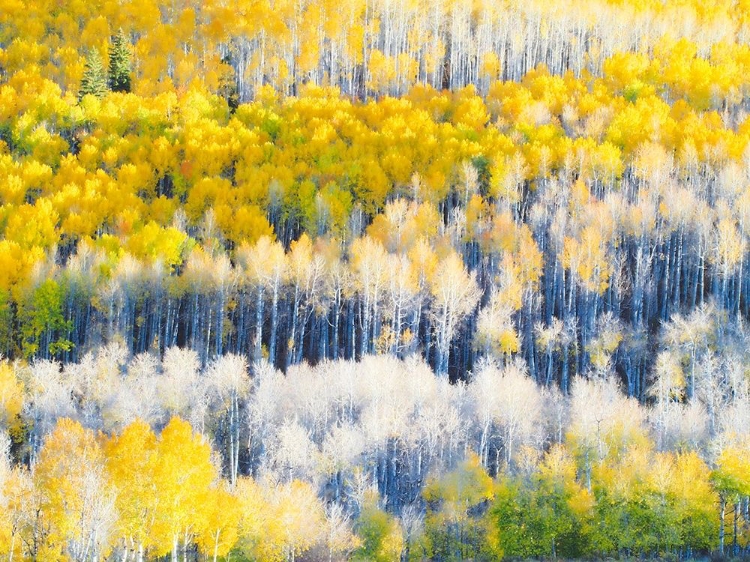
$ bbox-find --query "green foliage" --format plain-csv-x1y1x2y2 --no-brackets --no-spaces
588,449,719,557
353,497,404,562
0,290,15,357
20,279,73,359
471,154,492,195
420,453,499,561
108,29,132,93
79,49,109,100
711,447,750,502
297,180,353,237
590,483,677,555
492,448,592,559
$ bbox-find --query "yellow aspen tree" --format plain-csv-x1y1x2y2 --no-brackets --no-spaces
350,236,390,357
237,236,287,364
33,419,116,562
103,419,159,561
196,482,241,562
151,417,218,561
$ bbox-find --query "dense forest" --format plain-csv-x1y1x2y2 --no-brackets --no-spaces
3,0,750,560
0,351,741,561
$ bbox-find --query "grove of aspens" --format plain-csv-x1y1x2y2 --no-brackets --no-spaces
2,0,750,560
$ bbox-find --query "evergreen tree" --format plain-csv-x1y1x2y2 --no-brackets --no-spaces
108,29,132,93
219,54,239,112
78,49,108,100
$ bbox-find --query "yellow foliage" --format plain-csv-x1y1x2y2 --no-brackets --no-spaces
104,419,159,553
236,477,325,562
34,418,114,561
150,417,218,557
126,221,189,271
562,225,612,294
196,482,241,560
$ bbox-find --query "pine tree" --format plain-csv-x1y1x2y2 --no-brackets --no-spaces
78,49,108,100
108,29,132,93
219,54,239,112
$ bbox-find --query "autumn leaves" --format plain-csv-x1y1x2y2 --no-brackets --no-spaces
0,416,330,562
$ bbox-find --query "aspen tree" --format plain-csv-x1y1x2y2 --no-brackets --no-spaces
429,252,480,376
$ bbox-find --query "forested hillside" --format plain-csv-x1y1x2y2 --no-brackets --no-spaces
3,0,750,560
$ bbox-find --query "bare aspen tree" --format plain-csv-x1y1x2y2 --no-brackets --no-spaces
429,252,481,376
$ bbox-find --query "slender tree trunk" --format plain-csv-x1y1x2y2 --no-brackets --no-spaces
720,496,726,555
269,280,280,365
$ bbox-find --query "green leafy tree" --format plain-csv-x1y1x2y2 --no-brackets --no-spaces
0,290,14,357
108,29,132,93
20,279,74,359
420,453,498,561
353,494,404,562
711,446,750,555
79,49,108,100
492,446,592,559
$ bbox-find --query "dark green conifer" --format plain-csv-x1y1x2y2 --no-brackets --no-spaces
108,28,132,93
78,49,108,100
